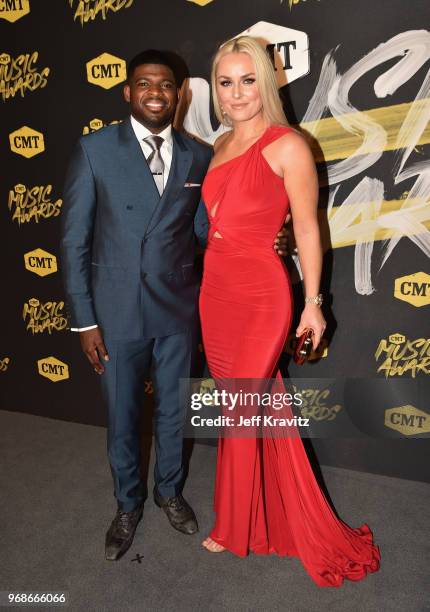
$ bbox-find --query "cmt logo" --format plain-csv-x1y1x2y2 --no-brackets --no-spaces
37,356,69,382
388,333,405,345
394,272,430,307
82,117,121,135
9,126,45,158
24,248,57,277
385,405,430,436
237,21,309,87
0,0,30,22
86,53,126,89
87,118,104,131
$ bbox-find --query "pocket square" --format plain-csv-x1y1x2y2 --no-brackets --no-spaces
184,182,201,187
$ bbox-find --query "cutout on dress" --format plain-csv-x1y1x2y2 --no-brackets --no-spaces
210,201,220,218
210,201,224,238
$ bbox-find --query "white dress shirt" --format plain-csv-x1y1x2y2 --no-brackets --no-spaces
71,116,174,332
130,114,173,188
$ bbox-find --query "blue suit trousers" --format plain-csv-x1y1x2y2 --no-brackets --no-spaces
99,329,197,512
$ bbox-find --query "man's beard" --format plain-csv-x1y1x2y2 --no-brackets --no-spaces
141,107,176,130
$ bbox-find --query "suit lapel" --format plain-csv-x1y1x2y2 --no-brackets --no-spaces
145,128,193,235
117,117,160,236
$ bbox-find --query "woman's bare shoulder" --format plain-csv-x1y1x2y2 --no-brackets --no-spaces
213,130,232,153
272,126,312,159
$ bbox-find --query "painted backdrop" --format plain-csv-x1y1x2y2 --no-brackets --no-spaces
1,0,429,481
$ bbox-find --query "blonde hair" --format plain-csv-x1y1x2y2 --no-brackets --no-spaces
211,35,289,128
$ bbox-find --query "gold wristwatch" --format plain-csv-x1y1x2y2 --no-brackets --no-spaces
305,294,323,306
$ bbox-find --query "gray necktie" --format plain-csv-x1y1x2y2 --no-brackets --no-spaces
144,135,164,196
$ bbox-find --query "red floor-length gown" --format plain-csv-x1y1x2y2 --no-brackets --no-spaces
198,125,381,587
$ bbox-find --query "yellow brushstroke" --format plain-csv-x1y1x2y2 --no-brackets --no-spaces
318,198,430,249
299,100,430,162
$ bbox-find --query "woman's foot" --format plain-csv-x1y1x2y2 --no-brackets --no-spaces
202,536,226,552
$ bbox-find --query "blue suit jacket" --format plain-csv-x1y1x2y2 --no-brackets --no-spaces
60,117,212,339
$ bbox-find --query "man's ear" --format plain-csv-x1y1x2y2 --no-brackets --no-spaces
123,83,130,103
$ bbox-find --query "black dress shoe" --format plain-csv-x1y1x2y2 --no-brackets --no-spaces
153,488,198,535
105,506,143,561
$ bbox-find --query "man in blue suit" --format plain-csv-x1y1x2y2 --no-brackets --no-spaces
61,50,287,561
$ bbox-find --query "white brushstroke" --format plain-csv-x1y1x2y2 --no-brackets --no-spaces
319,30,430,291
377,32,430,270
182,77,226,144
395,68,430,177
326,30,430,185
380,165,430,267
301,49,338,128
329,178,384,294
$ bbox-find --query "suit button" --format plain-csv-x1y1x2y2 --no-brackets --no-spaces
126,205,133,210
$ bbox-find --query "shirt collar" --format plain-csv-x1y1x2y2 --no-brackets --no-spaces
130,114,173,147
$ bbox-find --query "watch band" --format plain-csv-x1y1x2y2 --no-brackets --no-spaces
305,294,323,306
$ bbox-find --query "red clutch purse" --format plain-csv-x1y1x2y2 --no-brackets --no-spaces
293,328,314,365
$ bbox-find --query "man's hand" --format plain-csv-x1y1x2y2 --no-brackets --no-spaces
274,212,291,256
79,328,109,375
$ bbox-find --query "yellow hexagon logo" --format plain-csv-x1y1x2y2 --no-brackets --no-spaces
24,248,57,277
394,272,430,307
187,0,214,5
89,118,104,130
0,0,30,22
37,356,69,382
86,53,126,89
0,53,11,65
9,126,45,158
388,333,405,345
385,405,430,436
14,183,26,193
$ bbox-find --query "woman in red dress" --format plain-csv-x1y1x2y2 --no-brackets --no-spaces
198,36,381,587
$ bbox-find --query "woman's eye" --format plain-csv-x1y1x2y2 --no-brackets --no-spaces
220,80,231,87
243,78,255,85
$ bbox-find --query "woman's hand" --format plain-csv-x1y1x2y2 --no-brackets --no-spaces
296,304,326,351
